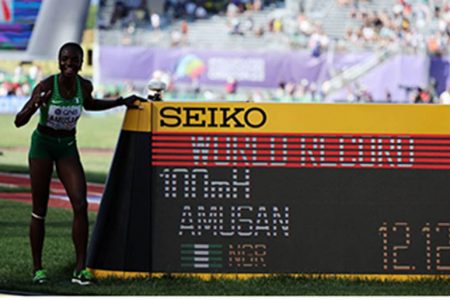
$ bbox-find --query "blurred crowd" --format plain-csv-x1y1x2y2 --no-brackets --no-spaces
101,0,277,30
250,0,450,55
342,0,450,54
0,63,43,97
4,0,450,104
99,0,450,55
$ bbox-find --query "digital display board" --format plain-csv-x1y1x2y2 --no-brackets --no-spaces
0,0,42,50
151,133,450,274
88,102,450,279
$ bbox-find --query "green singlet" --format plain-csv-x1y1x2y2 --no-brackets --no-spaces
39,75,84,131
29,75,84,160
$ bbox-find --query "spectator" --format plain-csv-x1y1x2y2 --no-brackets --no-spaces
195,5,208,19
151,12,161,30
225,77,238,94
110,1,129,28
181,19,189,35
414,87,433,103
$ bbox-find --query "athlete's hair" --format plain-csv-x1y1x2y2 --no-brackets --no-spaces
58,42,84,59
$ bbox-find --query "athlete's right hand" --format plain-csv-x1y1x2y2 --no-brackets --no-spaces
34,89,52,108
15,86,52,127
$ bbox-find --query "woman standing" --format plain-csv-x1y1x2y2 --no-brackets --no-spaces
14,42,139,285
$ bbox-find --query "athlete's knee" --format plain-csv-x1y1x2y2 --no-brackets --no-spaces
72,199,88,215
31,212,46,221
31,197,49,219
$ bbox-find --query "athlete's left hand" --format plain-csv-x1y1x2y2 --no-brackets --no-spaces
118,95,145,109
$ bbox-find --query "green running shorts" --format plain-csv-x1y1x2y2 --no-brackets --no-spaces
28,129,79,160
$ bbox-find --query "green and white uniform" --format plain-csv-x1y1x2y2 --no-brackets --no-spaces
29,75,84,159
39,75,83,130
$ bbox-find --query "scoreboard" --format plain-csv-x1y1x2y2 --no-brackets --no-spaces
88,102,450,279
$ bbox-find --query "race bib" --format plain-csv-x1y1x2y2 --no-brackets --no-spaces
45,104,82,130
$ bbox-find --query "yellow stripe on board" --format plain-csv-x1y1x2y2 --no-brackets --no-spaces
122,101,152,132
150,102,450,135
89,268,450,282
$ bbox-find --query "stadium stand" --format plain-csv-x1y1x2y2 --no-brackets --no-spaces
2,0,450,105
97,0,435,51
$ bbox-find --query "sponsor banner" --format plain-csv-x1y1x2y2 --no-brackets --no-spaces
99,46,332,88
99,46,431,101
152,102,450,134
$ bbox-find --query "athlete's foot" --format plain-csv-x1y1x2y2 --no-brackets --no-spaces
32,269,48,284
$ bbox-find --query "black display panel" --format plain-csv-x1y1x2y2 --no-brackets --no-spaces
151,167,450,274
150,133,450,275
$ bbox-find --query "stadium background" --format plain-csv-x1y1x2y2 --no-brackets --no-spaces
2,0,450,105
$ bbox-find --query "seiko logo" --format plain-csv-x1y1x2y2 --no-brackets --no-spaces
159,107,267,128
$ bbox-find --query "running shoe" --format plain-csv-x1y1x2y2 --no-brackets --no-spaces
71,268,95,285
32,269,48,284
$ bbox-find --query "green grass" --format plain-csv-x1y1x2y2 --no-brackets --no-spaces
0,113,124,183
0,113,123,148
0,200,450,295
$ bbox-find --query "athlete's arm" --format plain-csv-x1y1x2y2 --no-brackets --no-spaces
82,79,141,111
14,80,52,128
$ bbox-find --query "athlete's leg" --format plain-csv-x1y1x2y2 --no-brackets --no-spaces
29,158,53,272
55,155,88,272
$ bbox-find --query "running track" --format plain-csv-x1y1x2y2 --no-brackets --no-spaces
0,172,104,212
